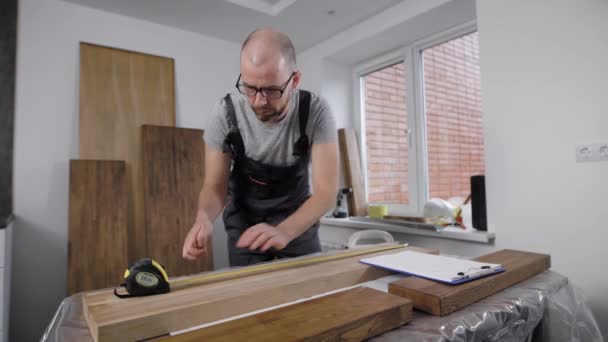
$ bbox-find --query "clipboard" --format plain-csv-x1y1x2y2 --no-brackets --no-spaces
360,251,505,285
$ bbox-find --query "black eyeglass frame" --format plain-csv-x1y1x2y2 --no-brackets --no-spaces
235,72,296,100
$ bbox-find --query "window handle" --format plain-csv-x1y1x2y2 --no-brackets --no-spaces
405,128,412,147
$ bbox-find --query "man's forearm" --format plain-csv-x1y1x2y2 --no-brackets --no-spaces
196,185,227,223
276,189,336,240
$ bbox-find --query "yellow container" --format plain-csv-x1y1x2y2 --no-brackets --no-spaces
368,205,388,218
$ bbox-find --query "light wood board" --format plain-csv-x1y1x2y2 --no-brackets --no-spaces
388,249,551,316
338,128,367,216
68,160,128,295
167,244,404,289
83,245,438,342
142,125,212,276
155,287,413,342
79,43,176,261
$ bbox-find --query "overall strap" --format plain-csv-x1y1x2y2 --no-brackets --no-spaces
222,94,246,160
293,90,311,157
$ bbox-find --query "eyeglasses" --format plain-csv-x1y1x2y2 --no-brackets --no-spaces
235,72,295,100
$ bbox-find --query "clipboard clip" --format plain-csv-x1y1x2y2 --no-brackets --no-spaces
457,265,493,279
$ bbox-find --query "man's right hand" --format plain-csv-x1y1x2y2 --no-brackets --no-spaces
182,216,213,261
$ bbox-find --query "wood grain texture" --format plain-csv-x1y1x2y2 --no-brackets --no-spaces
168,244,405,289
388,249,551,316
79,43,176,261
155,287,413,342
142,125,212,277
68,160,128,295
83,245,438,342
338,128,367,216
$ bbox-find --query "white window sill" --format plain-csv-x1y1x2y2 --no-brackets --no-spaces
320,217,495,244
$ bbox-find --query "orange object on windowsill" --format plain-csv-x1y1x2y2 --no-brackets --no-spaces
452,194,471,229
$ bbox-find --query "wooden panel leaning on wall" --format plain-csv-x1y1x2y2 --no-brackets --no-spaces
79,43,176,262
338,128,368,216
68,160,129,295
142,125,213,277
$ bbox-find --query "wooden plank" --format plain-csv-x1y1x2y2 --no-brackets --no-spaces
68,160,129,295
168,244,405,289
142,125,212,277
85,244,415,306
83,245,438,342
79,43,176,261
338,128,367,216
155,287,413,342
388,249,551,316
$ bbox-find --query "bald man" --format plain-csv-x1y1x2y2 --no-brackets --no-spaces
182,29,338,266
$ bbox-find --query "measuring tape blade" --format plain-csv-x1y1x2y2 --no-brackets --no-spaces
171,243,407,289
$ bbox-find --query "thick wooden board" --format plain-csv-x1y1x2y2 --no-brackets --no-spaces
68,160,129,295
79,43,176,261
156,287,413,342
388,249,551,316
338,128,367,216
83,245,438,342
142,125,212,276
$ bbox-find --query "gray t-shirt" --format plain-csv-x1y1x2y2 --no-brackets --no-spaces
204,90,337,166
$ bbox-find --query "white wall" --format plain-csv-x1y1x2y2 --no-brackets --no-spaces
13,0,238,340
477,0,608,336
320,61,353,129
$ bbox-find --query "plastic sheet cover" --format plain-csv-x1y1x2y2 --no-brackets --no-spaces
42,271,603,342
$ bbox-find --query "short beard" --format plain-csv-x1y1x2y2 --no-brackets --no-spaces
254,97,291,123
254,108,285,123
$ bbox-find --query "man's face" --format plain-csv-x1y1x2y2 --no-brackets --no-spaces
238,61,300,123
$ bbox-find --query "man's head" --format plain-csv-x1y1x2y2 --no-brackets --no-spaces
237,28,301,123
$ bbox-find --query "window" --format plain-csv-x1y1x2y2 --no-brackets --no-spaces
362,62,409,205
422,31,484,200
358,25,484,215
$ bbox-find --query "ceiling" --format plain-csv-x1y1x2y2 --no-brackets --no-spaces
62,0,406,52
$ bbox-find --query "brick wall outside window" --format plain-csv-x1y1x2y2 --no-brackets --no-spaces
364,63,409,204
363,31,484,204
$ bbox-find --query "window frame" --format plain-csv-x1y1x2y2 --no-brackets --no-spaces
354,20,479,216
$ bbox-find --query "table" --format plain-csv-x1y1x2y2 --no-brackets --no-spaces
41,271,603,342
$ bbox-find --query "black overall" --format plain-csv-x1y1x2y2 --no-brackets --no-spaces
222,90,321,266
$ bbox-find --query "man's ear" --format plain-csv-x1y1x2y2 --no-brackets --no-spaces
291,71,301,90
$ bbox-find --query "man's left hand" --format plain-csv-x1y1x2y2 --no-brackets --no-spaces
236,223,291,251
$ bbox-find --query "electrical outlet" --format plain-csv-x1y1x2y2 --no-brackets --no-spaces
597,144,608,161
576,144,594,162
576,143,608,162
